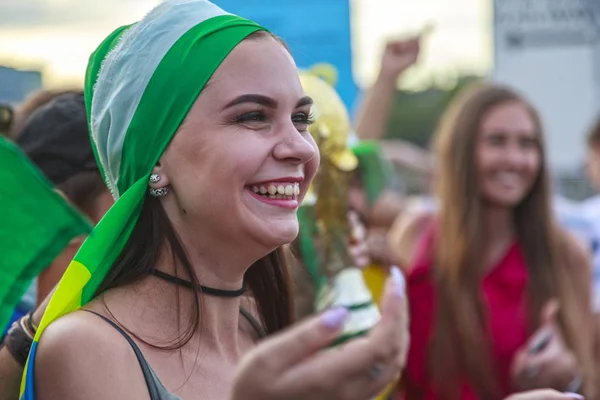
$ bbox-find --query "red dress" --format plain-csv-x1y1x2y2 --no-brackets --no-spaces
401,229,530,400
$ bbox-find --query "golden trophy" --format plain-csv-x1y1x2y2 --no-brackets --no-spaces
299,65,380,344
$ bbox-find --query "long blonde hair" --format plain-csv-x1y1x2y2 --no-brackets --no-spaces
430,83,596,398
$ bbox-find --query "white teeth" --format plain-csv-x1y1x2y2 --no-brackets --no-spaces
496,172,520,186
252,182,300,199
269,194,294,200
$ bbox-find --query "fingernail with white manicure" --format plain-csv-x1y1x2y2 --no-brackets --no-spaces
563,393,584,399
391,266,405,297
321,307,350,329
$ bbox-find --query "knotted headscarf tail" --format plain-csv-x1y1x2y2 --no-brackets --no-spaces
20,1,267,397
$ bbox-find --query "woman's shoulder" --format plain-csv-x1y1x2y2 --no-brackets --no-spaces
389,200,436,241
387,207,436,271
34,309,149,399
37,308,127,350
556,227,592,271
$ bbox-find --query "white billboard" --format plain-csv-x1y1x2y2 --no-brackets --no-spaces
493,0,600,174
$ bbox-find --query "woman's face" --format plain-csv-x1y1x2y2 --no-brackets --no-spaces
157,36,319,254
475,101,541,208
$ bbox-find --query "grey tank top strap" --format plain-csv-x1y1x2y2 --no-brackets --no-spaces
239,306,267,338
84,310,181,400
84,307,266,399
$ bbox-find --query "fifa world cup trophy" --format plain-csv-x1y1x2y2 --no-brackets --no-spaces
299,65,380,344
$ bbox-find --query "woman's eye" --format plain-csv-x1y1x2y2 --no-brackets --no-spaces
235,111,266,123
487,136,505,146
292,112,315,126
521,138,538,148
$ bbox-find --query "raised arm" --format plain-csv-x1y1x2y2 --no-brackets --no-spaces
354,37,420,140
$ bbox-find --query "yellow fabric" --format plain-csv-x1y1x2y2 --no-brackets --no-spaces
363,263,388,306
363,263,397,400
375,382,396,400
35,261,91,335
20,261,91,395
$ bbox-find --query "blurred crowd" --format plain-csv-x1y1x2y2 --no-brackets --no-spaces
1,3,599,400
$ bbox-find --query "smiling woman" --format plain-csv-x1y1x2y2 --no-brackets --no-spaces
18,1,408,400
21,2,318,398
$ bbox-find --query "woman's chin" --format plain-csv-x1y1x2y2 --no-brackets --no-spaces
259,225,299,249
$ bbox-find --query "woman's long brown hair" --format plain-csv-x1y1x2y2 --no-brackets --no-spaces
430,83,596,399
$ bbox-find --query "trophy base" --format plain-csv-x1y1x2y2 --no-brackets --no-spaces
330,329,369,347
325,267,381,346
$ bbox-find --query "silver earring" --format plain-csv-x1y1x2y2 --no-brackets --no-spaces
149,187,169,197
149,173,161,184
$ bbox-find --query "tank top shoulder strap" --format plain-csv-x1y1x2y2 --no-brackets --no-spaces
82,308,264,398
239,306,267,338
83,310,163,400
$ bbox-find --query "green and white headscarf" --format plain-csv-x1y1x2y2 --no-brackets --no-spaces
21,1,267,397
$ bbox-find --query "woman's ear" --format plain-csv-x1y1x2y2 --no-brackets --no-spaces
149,160,171,189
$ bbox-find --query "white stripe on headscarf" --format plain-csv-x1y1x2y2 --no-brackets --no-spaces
91,0,230,198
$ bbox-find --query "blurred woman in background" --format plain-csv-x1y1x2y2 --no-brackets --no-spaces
399,83,597,399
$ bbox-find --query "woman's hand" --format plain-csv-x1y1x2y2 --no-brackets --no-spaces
504,390,583,400
378,37,421,82
511,300,580,392
230,267,408,400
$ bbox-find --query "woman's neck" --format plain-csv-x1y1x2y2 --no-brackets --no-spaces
99,252,251,363
481,203,516,269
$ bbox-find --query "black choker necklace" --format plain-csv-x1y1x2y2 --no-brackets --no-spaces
152,270,246,298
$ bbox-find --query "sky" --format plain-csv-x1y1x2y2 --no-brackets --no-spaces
0,0,493,90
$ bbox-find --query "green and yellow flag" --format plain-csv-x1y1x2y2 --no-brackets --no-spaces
0,137,91,332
